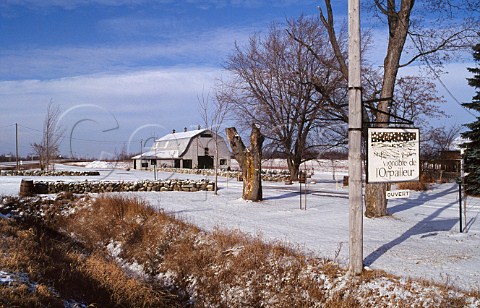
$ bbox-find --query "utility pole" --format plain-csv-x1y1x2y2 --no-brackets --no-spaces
348,0,363,275
15,123,19,171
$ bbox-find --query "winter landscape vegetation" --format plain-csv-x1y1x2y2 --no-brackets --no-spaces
0,160,479,306
1,0,480,306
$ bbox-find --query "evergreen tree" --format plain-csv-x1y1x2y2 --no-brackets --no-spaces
462,43,480,196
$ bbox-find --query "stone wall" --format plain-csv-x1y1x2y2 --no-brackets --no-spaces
32,179,215,194
3,167,291,182
2,170,100,177
157,168,291,182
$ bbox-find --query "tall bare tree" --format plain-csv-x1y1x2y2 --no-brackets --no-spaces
218,15,345,180
199,89,229,195
317,0,479,217
32,102,64,171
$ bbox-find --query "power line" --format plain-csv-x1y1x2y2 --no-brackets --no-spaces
415,54,477,118
402,17,477,118
67,137,140,144
16,123,145,144
436,74,477,118
0,123,16,129
17,124,42,133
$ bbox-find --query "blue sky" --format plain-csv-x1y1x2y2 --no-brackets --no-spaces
0,0,476,159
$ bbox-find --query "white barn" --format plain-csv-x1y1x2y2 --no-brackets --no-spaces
132,128,231,170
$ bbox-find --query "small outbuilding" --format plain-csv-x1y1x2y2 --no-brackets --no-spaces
132,128,231,170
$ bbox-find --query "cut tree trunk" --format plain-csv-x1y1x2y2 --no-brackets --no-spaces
287,158,301,181
225,124,264,201
364,183,387,217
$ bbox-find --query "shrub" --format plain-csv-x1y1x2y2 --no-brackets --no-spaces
397,181,429,191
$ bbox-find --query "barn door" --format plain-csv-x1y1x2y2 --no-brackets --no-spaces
198,156,213,169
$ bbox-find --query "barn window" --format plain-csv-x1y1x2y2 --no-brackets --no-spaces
204,147,209,155
220,159,227,165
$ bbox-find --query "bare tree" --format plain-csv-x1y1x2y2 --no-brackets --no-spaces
199,89,229,195
218,15,346,180
32,102,64,171
115,143,131,161
226,125,264,201
421,124,462,161
391,76,447,125
317,0,478,217
360,68,447,127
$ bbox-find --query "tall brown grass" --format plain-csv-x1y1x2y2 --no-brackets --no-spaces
0,196,179,307
2,194,477,307
58,195,475,307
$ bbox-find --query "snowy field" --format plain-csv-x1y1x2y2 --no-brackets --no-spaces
1,161,479,292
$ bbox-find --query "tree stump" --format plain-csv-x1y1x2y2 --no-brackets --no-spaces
226,124,264,201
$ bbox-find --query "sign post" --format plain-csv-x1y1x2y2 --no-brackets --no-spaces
347,0,363,276
456,177,463,233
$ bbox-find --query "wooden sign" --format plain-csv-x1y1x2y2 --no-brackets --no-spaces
367,128,420,183
386,189,411,199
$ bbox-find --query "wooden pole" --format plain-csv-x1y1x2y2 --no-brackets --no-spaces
304,164,307,210
15,123,19,171
299,176,302,210
348,0,363,275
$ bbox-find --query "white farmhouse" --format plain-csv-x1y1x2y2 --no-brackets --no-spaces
132,128,231,170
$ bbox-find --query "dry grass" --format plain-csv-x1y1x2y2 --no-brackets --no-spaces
0,219,64,307
0,196,179,307
81,252,177,307
397,181,429,191
2,194,479,307
397,173,433,191
420,173,436,184
59,195,338,305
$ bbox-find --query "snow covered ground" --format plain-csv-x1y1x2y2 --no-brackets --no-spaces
1,161,479,292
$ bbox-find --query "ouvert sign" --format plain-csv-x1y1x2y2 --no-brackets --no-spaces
386,189,410,199
367,127,420,183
